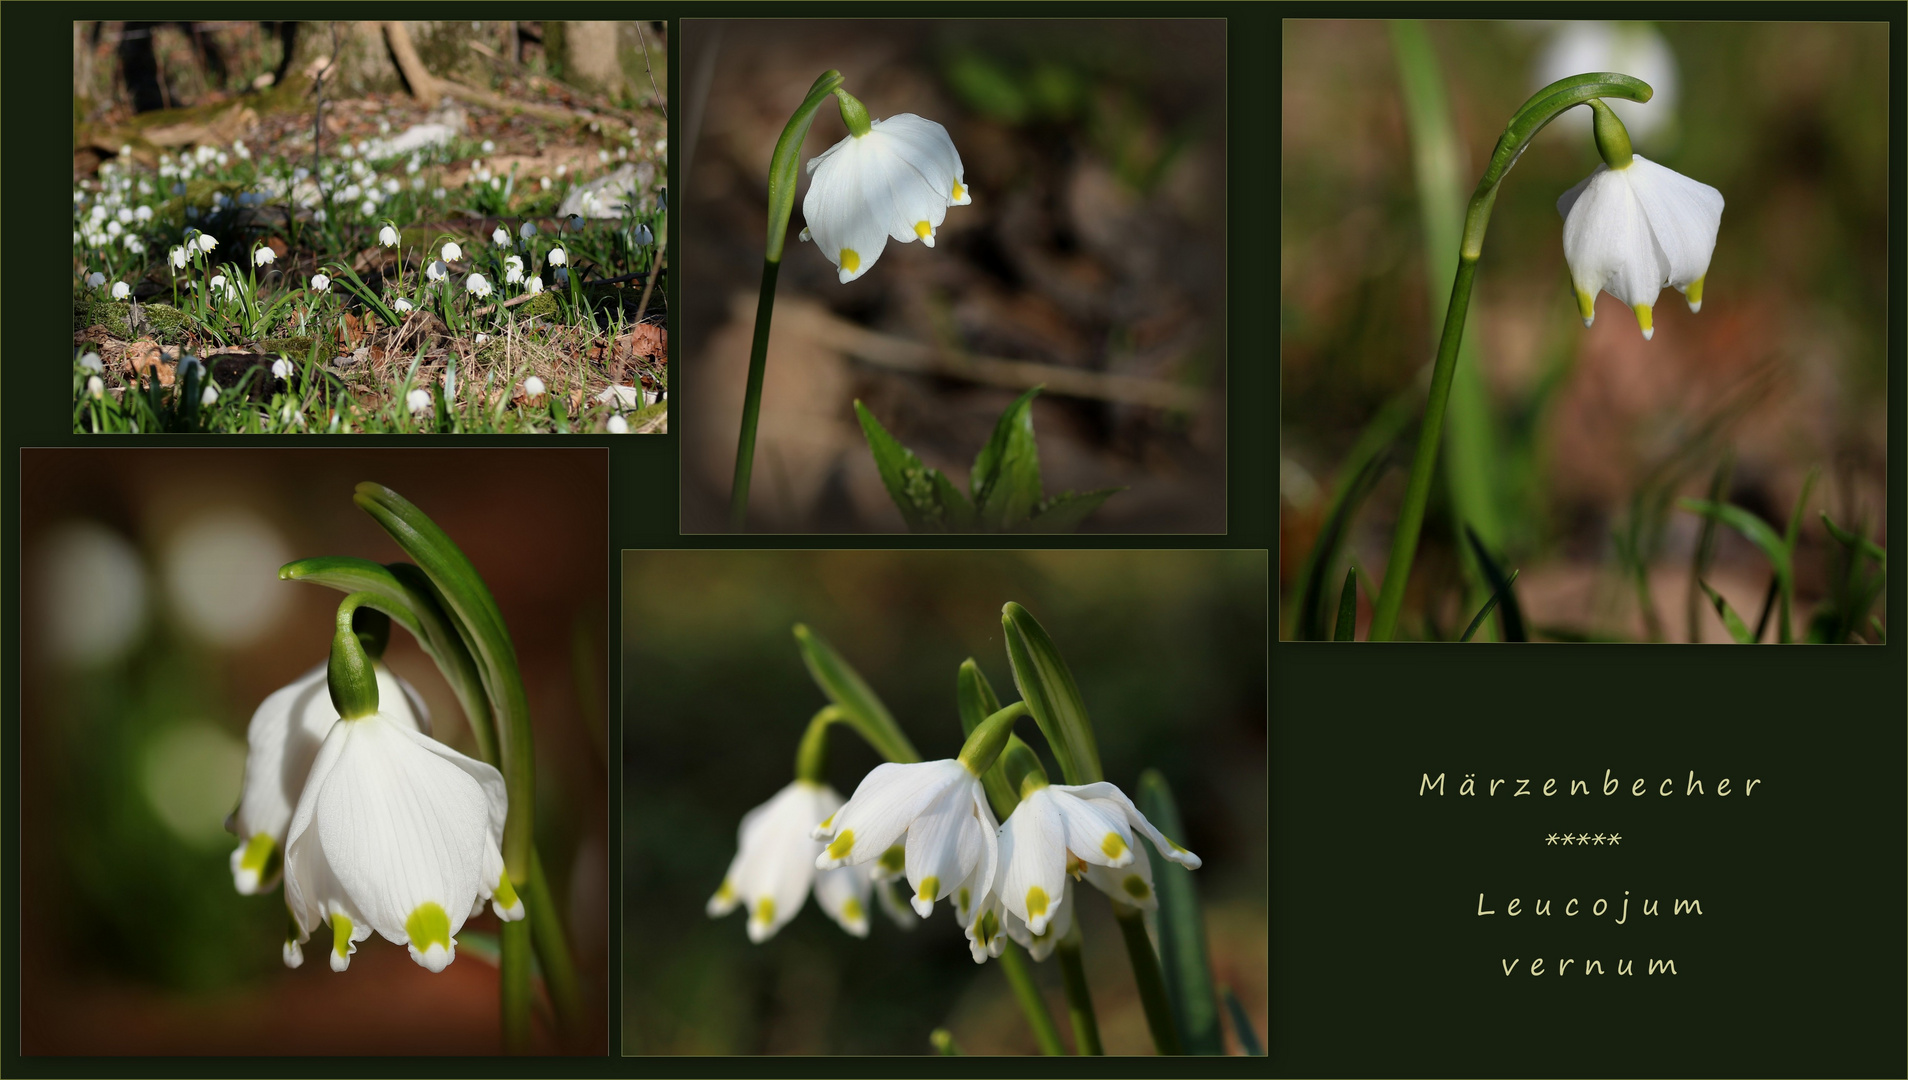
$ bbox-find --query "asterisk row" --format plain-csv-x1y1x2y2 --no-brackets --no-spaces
1545,833,1621,846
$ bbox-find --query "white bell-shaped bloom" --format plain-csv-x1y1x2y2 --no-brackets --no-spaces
440,241,462,262
466,273,492,298
170,246,188,270
520,221,537,240
196,233,219,254
995,781,1199,937
310,273,331,293
228,661,429,895
393,297,414,313
706,779,881,941
254,246,276,267
1556,155,1722,340
799,114,971,284
504,255,524,284
548,247,567,267
271,358,294,380
813,758,998,922
526,276,544,295
426,260,449,282
492,225,510,247
86,271,106,288
379,225,399,248
522,375,546,399
407,387,434,414
283,708,521,973
111,282,130,300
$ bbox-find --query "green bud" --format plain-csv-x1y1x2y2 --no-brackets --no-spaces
834,87,873,138
1589,99,1634,170
328,594,381,720
956,700,1029,776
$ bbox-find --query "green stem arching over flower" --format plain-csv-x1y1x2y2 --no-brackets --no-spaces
1368,73,1656,643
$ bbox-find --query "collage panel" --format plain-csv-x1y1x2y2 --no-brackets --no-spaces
621,549,1267,1054
1280,19,1889,643
677,18,1228,533
18,448,610,1054
71,20,669,435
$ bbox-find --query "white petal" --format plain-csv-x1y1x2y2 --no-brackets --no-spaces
1625,155,1724,290
1560,165,1664,312
1083,842,1157,911
815,759,967,869
1004,877,1074,961
812,862,873,938
996,789,1069,936
903,777,984,917
800,139,895,283
1047,786,1136,868
1060,782,1202,868
872,114,967,205
716,781,834,942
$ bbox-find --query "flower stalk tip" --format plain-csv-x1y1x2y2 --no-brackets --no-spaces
1588,99,1634,170
327,596,381,720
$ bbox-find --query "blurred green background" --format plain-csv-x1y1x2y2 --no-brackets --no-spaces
1281,20,1888,642
621,550,1267,1054
19,448,609,1054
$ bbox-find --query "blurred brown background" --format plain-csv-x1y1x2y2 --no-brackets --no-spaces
679,19,1227,533
1281,20,1888,641
19,448,609,1054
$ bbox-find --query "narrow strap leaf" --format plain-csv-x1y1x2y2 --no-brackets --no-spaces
1222,986,1264,1056
970,386,1044,529
1463,525,1527,641
1139,770,1223,1054
1001,602,1103,785
1822,511,1886,566
1699,580,1757,644
853,399,948,533
794,624,920,763
1333,568,1358,641
1459,568,1519,643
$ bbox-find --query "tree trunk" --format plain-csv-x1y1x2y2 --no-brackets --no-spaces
561,22,626,96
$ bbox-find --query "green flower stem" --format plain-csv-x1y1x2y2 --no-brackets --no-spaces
1114,904,1181,1055
956,701,1030,776
527,848,585,1043
793,624,920,763
998,942,1065,1055
327,593,382,719
1055,925,1103,1055
793,705,845,783
1368,72,1653,641
729,70,847,531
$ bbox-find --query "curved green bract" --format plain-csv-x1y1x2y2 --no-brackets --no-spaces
278,556,496,764
765,70,846,261
792,624,921,764
955,701,1029,776
351,483,533,878
1001,602,1103,785
957,659,1022,820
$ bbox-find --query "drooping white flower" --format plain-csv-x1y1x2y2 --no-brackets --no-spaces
708,780,883,942
522,375,546,399
170,246,188,270
196,233,219,253
633,223,653,246
547,246,567,267
407,387,434,414
504,255,524,284
393,297,414,313
78,352,104,372
427,260,449,282
86,271,106,288
441,241,462,262
520,221,537,240
813,758,999,925
111,282,130,300
208,274,229,298
526,276,544,295
310,273,331,292
271,358,294,380
282,705,520,973
466,273,492,298
799,114,971,284
87,375,105,399
475,333,489,346
201,385,220,407
1556,155,1723,340
994,781,1199,936
606,413,629,434
227,661,429,895
492,225,510,247
379,224,399,247
254,245,276,266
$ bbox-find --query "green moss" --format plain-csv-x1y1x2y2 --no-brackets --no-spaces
514,291,562,320
73,298,197,344
258,336,324,360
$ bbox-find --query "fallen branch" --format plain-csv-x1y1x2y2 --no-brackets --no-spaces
383,21,443,110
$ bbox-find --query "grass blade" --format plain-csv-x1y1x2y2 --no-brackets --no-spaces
1222,986,1264,1056
853,399,948,532
1334,568,1357,641
1678,498,1794,642
1822,512,1887,566
1138,770,1222,1054
1699,579,1758,644
1462,525,1526,641
970,386,1044,529
1459,568,1519,643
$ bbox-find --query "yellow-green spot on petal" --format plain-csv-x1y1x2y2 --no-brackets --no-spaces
1122,874,1151,900
406,902,451,953
715,879,736,903
914,221,932,239
1101,832,1127,860
495,872,521,911
878,844,905,875
1686,275,1705,312
841,897,864,923
754,897,776,926
1576,289,1597,325
1634,303,1654,340
1025,885,1049,920
818,812,836,831
952,182,966,201
980,910,1000,943
827,829,856,861
1167,838,1187,853
839,248,861,273
331,913,354,958
240,832,277,877
958,887,971,910
918,875,940,901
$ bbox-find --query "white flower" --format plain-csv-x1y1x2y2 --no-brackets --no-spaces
799,114,970,283
196,233,219,253
633,222,653,246
465,273,492,297
170,246,188,270
708,780,883,942
393,297,414,312
441,241,462,262
492,225,510,247
813,758,999,924
520,221,537,240
360,199,377,218
1556,155,1723,340
427,260,449,282
526,276,544,295
208,274,229,297
547,246,567,266
504,255,524,285
78,352,103,372
271,358,294,379
994,781,1199,937
314,209,328,224
228,661,428,895
283,705,520,973
606,413,629,434
475,333,489,346
310,273,331,292
111,282,130,300
202,385,220,407
87,375,105,399
481,139,496,153
86,271,106,288
254,246,276,266
522,375,546,399
379,224,399,247
540,176,552,190
407,388,434,413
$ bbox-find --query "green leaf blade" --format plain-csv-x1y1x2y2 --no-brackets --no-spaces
793,624,920,764
1000,602,1102,785
1138,770,1224,1054
970,386,1044,529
